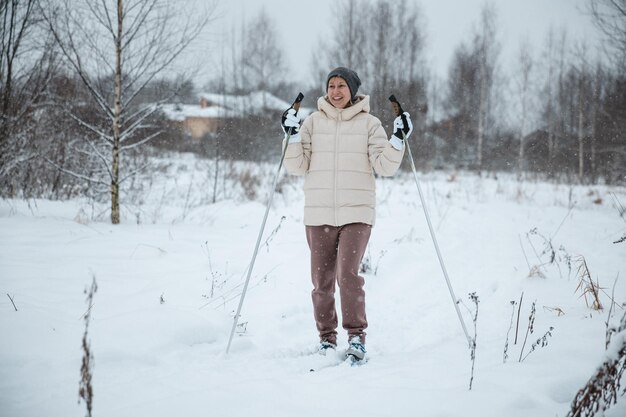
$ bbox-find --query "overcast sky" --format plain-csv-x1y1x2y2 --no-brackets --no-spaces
180,0,601,89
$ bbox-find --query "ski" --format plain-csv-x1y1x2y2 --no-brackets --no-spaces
309,351,368,372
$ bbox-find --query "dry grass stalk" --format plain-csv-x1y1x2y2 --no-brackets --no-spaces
79,276,97,417
543,306,566,316
6,293,17,311
503,300,517,363
519,301,536,362
521,327,555,362
575,256,604,311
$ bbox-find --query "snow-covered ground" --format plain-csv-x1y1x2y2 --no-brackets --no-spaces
1,154,625,417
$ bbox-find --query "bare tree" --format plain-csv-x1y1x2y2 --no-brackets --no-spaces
587,0,626,71
313,0,428,122
309,0,370,94
539,26,569,177
42,0,216,224
444,42,479,166
327,0,368,73
0,0,59,191
513,39,535,177
442,3,500,172
242,7,286,97
587,0,626,184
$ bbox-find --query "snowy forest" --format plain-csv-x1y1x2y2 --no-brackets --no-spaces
2,0,626,211
1,1,626,417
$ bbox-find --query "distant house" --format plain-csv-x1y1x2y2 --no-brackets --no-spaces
160,91,312,140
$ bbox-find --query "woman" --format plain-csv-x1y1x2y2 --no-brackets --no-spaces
281,67,413,361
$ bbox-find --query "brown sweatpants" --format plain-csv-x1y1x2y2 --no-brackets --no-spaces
305,222,372,345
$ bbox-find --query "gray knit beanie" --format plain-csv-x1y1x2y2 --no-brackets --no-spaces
326,67,361,101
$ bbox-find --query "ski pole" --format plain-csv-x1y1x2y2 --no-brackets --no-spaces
226,92,304,354
389,94,473,349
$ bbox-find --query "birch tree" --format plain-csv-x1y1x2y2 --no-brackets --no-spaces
513,40,534,177
539,27,569,177
474,3,499,173
571,43,592,183
42,0,216,224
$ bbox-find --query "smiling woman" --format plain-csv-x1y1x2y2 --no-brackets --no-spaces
326,67,361,109
279,66,414,362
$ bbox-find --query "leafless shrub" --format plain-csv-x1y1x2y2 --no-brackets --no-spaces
237,169,261,201
522,228,572,279
566,310,626,417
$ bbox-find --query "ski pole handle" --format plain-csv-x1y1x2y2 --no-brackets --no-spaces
389,94,409,137
292,92,304,114
388,94,404,117
282,92,304,139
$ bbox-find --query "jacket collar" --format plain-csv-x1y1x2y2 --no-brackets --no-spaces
318,95,370,121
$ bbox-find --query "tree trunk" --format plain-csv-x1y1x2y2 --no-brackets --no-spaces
212,135,219,204
577,87,584,183
111,0,124,224
477,66,486,173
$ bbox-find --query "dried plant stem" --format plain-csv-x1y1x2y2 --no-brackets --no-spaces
519,301,536,362
263,215,286,252
503,300,517,363
521,326,554,362
605,275,619,349
575,256,603,311
468,292,479,391
79,276,97,417
6,293,17,311
514,292,524,345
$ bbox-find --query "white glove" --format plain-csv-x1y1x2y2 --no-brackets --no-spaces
281,108,301,142
389,112,413,150
392,112,413,140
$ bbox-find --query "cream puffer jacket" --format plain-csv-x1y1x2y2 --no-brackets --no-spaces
284,95,404,226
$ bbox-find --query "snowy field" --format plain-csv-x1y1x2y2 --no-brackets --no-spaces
1,154,625,417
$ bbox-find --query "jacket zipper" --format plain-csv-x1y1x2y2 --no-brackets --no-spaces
334,112,341,226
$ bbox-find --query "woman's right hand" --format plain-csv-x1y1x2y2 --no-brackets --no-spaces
281,108,301,139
